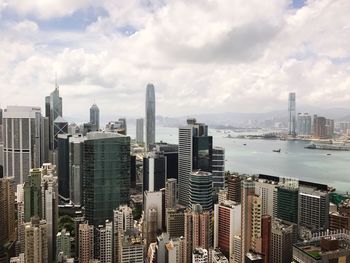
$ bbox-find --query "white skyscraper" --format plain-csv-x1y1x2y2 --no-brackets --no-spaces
2,106,44,184
288,92,296,136
145,84,155,150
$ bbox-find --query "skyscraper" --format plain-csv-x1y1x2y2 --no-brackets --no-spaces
2,106,44,184
0,176,16,246
212,147,225,193
78,223,94,263
97,220,113,263
271,220,293,263
178,119,212,206
53,116,68,150
276,180,299,225
145,83,155,150
227,174,241,203
56,229,71,259
288,92,296,136
83,132,130,227
143,151,166,192
46,83,63,150
261,215,271,263
24,217,48,263
136,118,144,145
89,103,100,131
297,113,312,136
24,168,42,222
165,178,177,210
189,170,213,212
144,191,164,247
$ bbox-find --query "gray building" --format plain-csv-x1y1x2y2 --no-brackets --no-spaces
53,116,68,150
83,132,130,227
136,118,144,145
297,113,312,136
46,84,63,150
189,170,213,212
89,104,100,131
271,220,293,263
288,92,296,136
212,146,225,193
145,83,155,150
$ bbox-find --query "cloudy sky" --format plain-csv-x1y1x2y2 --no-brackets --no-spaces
0,0,349,123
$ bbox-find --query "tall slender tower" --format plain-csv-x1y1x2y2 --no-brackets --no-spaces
145,84,156,150
288,92,296,136
90,103,100,131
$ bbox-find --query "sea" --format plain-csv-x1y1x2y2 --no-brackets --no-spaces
128,125,350,193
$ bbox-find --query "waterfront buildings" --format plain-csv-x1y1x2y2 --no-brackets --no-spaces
89,103,100,131
313,115,334,138
82,132,130,227
145,83,156,150
297,113,312,136
288,92,296,136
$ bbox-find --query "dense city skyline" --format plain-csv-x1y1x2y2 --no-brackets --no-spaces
1,0,350,121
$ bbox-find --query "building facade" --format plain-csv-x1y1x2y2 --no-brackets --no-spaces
145,83,156,150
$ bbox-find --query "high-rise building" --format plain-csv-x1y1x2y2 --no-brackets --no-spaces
165,178,177,210
155,143,179,181
297,113,312,136
53,117,68,150
251,195,262,253
24,168,42,222
56,229,71,259
212,147,225,194
97,220,113,263
24,217,48,263
241,178,255,262
211,248,229,263
145,83,156,150
143,151,166,192
254,178,278,217
214,200,241,261
120,229,143,263
271,220,293,263
90,104,100,131
178,119,212,206
276,180,299,224
2,106,44,184
192,248,208,263
227,174,241,203
261,215,271,263
78,223,94,263
156,232,170,263
46,84,63,150
166,208,185,239
0,176,16,244
189,171,213,211
165,237,185,263
184,205,210,263
288,92,296,136
57,134,71,199
83,132,130,227
144,191,164,247
105,118,127,135
136,118,144,145
313,115,334,138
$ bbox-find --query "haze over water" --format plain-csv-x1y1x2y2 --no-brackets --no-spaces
129,125,350,193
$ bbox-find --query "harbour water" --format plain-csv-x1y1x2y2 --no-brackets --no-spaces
128,125,350,193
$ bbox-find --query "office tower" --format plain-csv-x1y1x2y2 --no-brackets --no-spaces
227,174,241,203
189,170,213,211
69,135,85,205
325,118,335,138
241,178,255,262
245,252,263,263
0,176,16,244
261,215,271,263
156,233,170,263
57,134,71,199
68,123,79,135
97,220,112,263
212,147,225,192
90,103,100,131
78,223,94,263
218,189,227,204
2,106,44,184
271,220,293,263
184,204,210,263
53,117,68,150
46,83,63,150
165,237,185,263
41,164,59,262
178,119,212,206
56,229,71,259
145,83,156,150
120,229,143,263
211,248,229,263
24,217,48,263
136,118,144,144
166,207,185,238
165,178,177,210
143,151,166,192
299,186,329,232
144,191,163,247
214,200,241,261
255,178,278,217
232,236,241,263
192,248,208,263
297,113,312,136
130,155,137,189
113,205,134,263
155,142,179,180
293,229,350,262
288,92,296,136
83,132,130,227
251,196,262,253
24,168,42,222
276,179,299,224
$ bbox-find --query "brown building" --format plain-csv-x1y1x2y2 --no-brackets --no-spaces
227,174,241,203
79,223,94,263
329,199,350,231
166,207,185,238
261,215,271,263
0,176,16,245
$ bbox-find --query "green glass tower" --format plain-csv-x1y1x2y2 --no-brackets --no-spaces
83,132,131,227
277,186,299,224
24,168,42,222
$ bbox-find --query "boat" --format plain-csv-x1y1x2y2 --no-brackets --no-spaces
243,143,247,146
305,142,350,151
273,149,281,153
326,153,332,156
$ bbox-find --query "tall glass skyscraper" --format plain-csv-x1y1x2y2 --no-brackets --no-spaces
82,132,130,227
89,103,100,131
145,84,155,150
288,92,296,136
